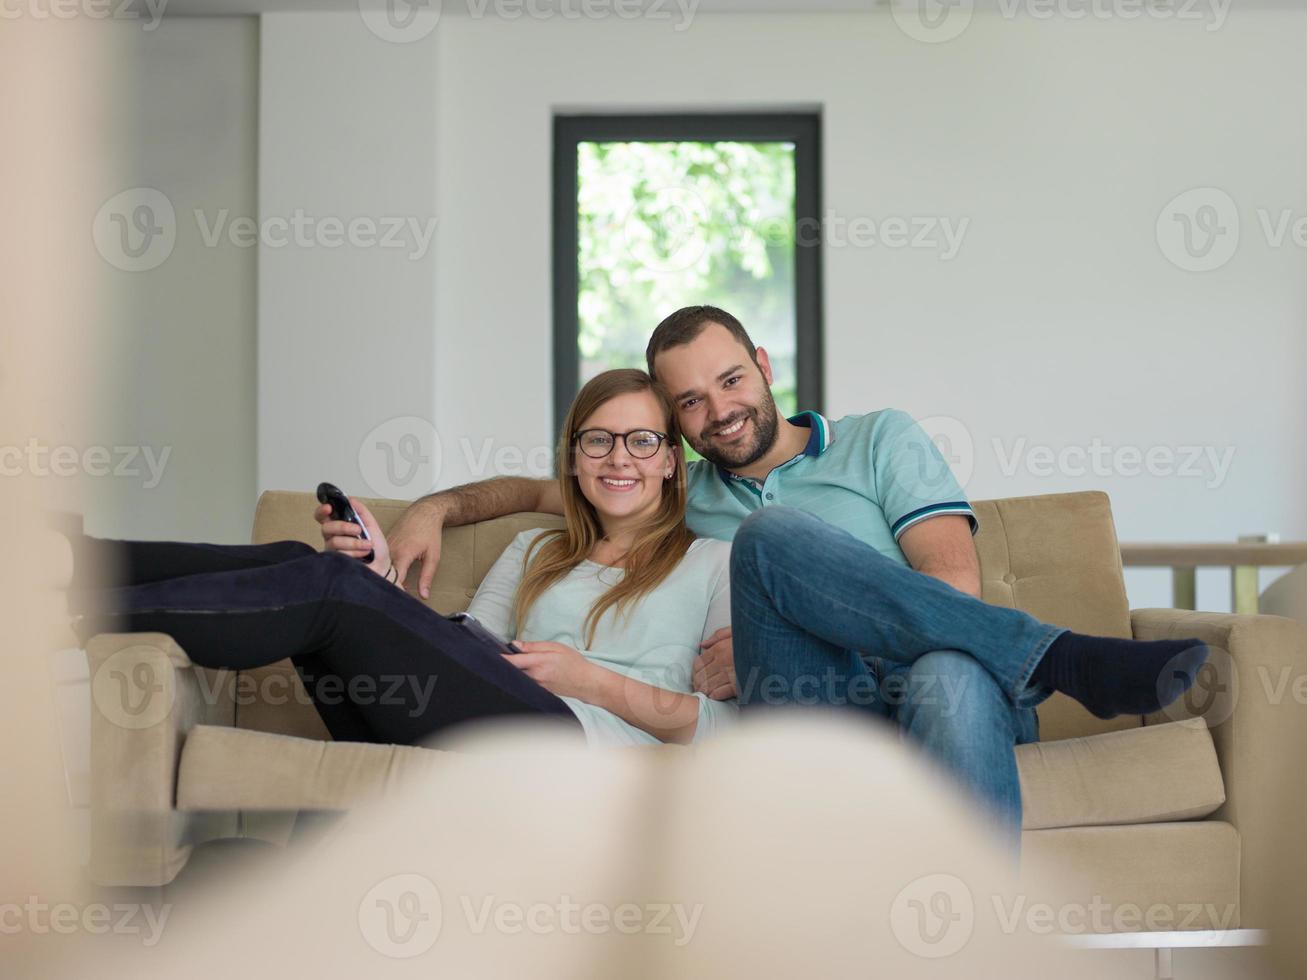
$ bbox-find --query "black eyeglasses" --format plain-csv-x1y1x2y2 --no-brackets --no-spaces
572,428,668,459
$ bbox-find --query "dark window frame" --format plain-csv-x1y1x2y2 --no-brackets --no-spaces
552,112,824,436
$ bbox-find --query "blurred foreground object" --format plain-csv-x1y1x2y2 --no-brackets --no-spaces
73,714,1128,979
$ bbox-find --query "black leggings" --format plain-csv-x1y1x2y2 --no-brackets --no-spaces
71,537,582,745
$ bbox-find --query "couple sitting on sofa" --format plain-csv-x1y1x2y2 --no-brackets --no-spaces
64,305,1209,838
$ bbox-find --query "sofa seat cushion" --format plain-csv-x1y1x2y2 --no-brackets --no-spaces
1017,720,1224,830
177,725,448,811
1021,821,1241,931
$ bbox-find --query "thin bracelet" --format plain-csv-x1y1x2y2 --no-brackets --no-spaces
385,563,398,584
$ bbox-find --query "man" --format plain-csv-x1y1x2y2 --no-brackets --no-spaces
330,306,1207,838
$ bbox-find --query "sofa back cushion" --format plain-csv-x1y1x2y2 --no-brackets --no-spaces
244,488,1133,742
972,491,1137,740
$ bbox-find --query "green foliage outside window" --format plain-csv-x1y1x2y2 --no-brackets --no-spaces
576,140,798,422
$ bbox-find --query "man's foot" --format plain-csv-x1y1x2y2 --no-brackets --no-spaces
1032,632,1210,719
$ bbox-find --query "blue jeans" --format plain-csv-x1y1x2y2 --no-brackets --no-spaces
729,507,1059,837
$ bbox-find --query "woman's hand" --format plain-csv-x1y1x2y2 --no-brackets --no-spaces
504,641,601,701
314,498,395,582
507,643,703,744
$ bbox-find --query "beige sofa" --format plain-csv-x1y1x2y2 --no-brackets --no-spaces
85,489,1307,932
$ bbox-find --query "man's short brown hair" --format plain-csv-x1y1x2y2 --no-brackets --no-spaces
645,306,758,381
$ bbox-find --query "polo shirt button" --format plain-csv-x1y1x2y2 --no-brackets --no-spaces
765,493,774,501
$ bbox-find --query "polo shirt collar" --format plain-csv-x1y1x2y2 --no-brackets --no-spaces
715,410,832,486
790,410,832,457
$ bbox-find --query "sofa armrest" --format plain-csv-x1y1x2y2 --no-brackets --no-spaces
1132,607,1307,927
86,632,238,886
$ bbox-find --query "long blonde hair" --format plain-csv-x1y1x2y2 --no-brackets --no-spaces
512,368,696,647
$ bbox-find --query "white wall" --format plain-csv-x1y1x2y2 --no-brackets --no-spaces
84,17,258,542
253,8,1306,610
258,13,439,501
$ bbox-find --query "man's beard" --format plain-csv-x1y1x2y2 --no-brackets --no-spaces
690,393,781,471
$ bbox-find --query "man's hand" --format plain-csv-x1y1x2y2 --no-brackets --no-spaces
504,641,601,701
692,627,736,700
383,498,448,598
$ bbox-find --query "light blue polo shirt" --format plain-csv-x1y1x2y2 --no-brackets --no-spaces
684,409,977,566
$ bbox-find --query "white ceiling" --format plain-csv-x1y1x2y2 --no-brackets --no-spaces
155,0,1300,16
159,0,885,13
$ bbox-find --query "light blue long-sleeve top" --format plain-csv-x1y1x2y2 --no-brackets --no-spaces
466,529,737,746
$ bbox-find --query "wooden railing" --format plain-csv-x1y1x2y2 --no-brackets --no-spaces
1119,539,1307,614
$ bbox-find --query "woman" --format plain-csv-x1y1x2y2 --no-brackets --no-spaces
66,369,734,747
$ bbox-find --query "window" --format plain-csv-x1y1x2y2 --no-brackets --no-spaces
552,113,823,435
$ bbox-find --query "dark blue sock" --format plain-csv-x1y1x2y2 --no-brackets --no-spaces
1033,632,1210,720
